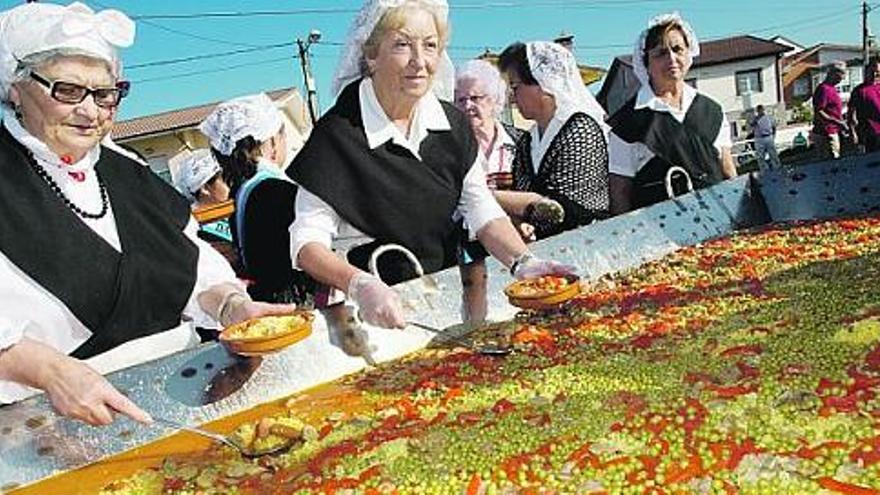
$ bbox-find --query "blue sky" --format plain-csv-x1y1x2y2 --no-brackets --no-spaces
3,0,873,120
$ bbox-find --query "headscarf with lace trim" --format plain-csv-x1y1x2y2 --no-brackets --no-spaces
526,41,608,135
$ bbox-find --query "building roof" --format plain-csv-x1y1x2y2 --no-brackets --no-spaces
111,87,294,141
612,35,791,70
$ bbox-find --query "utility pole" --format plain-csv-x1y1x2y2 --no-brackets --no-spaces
863,1,872,67
297,30,321,126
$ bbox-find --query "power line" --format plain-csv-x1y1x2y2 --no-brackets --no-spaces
126,1,680,21
130,56,294,84
127,42,296,70
139,18,268,48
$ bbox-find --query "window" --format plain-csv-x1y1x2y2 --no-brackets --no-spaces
793,77,811,97
735,69,763,96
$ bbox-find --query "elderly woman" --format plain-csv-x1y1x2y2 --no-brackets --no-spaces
607,13,736,214
0,2,295,425
289,0,573,329
498,41,611,240
201,94,314,305
453,59,563,321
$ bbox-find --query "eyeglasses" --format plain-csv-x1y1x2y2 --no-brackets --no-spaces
455,94,488,106
29,72,130,108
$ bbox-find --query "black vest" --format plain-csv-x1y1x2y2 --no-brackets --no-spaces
609,92,725,208
289,80,474,285
0,127,198,358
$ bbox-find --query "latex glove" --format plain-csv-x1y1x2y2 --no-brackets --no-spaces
225,298,299,327
41,353,152,426
347,272,406,329
512,253,578,280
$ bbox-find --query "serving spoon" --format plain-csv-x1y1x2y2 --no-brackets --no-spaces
407,321,513,356
152,416,294,458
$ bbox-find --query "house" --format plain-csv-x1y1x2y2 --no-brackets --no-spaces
111,87,312,184
597,35,792,139
781,43,877,108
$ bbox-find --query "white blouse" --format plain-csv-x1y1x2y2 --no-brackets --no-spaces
0,113,241,403
608,84,732,178
289,78,506,269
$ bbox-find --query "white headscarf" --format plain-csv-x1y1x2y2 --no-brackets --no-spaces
526,41,607,129
199,93,284,157
632,12,700,89
0,1,135,101
174,149,221,203
331,0,455,101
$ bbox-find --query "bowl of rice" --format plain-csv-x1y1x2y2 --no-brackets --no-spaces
219,312,314,356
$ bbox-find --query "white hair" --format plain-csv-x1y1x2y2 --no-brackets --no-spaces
455,59,507,116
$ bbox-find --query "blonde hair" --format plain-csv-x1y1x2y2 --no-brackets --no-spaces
360,1,449,76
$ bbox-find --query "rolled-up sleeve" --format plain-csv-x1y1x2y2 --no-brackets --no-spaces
714,114,733,152
289,188,341,270
181,217,244,328
457,155,506,234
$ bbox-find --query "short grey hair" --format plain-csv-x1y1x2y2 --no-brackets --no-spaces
455,59,507,116
5,48,119,105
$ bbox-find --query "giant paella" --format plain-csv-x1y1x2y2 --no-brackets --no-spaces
78,213,880,494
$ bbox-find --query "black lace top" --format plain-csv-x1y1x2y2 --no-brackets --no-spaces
513,112,610,239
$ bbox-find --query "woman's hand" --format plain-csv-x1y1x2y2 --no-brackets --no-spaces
41,356,153,426
223,299,298,327
347,272,406,329
0,338,152,426
512,253,578,280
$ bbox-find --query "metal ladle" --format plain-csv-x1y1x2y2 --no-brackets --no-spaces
152,417,294,458
408,321,513,356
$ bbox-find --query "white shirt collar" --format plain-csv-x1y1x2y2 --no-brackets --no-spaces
495,121,516,149
359,78,450,160
634,82,698,123
3,108,101,174
529,112,568,173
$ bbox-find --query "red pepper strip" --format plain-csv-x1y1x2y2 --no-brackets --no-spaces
358,464,382,482
727,438,761,470
865,342,880,372
663,453,705,484
849,436,880,466
466,473,481,495
848,367,880,392
735,361,760,380
491,398,516,415
817,477,880,495
720,344,763,357
709,384,759,399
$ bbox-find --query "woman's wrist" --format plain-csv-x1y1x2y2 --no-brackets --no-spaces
218,291,251,327
509,251,535,276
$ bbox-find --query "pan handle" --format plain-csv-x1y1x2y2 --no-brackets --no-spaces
368,243,425,282
665,166,694,199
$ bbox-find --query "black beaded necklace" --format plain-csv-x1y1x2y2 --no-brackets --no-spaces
26,154,109,220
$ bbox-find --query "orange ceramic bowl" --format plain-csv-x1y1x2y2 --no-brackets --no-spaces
219,312,314,356
504,274,581,310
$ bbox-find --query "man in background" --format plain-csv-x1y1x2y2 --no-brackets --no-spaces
750,105,781,170
811,61,848,160
848,57,880,153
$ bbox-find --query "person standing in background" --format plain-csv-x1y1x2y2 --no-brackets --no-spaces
750,105,781,170
812,61,848,160
848,57,880,153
